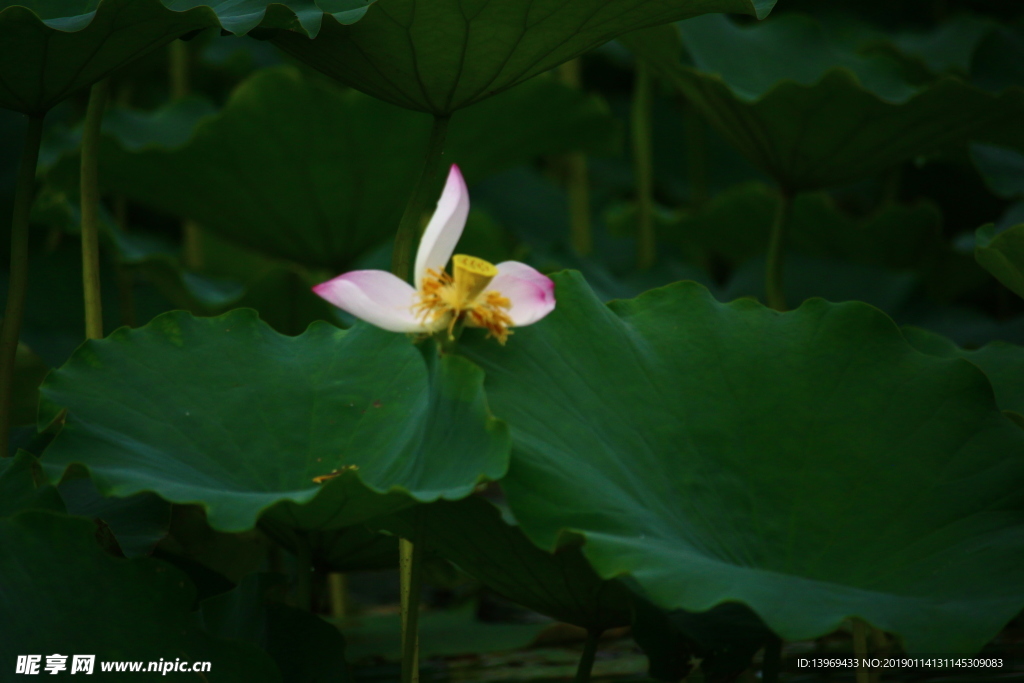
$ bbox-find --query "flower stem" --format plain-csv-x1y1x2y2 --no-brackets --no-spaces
632,62,655,270
392,115,450,282
328,572,348,618
853,618,870,683
765,188,793,311
0,113,45,455
399,518,425,683
573,629,602,683
559,59,592,256
81,79,110,340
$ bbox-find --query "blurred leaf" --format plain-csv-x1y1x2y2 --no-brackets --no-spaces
340,603,549,661
158,505,269,584
975,222,1024,299
972,143,1024,199
201,573,352,683
661,182,944,269
461,271,1024,653
87,67,618,270
0,451,64,517
0,511,281,680
40,309,510,532
0,0,373,114
260,517,399,572
269,0,775,115
623,15,1024,190
724,253,918,313
58,476,171,557
378,496,632,631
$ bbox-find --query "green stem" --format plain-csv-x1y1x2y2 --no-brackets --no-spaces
573,629,602,683
683,98,708,207
399,519,425,683
169,39,190,99
632,63,655,270
81,79,110,341
392,115,450,282
765,188,793,311
0,114,45,455
328,572,348,618
762,635,782,683
852,619,870,683
559,59,592,256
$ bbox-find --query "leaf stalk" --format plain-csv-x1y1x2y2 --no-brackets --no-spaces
0,113,45,454
766,188,793,311
81,79,110,340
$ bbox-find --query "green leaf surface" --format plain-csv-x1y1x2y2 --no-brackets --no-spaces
59,477,171,557
0,511,280,680
269,0,774,115
0,0,372,114
622,14,1024,190
40,309,509,532
378,496,632,631
902,326,1024,416
90,67,617,270
0,451,64,517
461,271,1024,652
975,222,1024,300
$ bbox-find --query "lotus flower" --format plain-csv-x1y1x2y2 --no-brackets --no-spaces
313,165,555,344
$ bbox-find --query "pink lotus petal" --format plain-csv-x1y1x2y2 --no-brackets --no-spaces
489,261,556,327
312,270,437,333
414,165,469,288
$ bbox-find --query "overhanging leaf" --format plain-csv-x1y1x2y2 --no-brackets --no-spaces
461,271,1024,653
0,0,373,114
87,67,618,269
622,14,1024,190
40,309,510,532
269,0,775,115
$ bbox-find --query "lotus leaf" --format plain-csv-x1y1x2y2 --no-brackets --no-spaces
460,271,1024,652
269,0,775,115
41,309,509,531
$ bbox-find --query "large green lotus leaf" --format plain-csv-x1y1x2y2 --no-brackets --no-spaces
0,0,373,114
269,0,774,115
975,222,1024,300
0,511,280,680
40,309,510,532
460,271,1024,653
377,496,632,631
902,325,1024,416
622,14,1024,191
91,67,617,270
